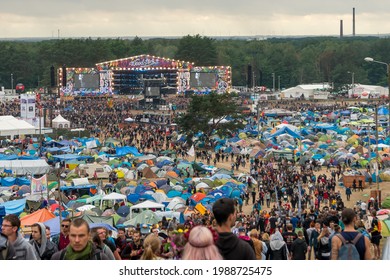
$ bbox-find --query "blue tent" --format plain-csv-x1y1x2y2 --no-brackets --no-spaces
1,177,16,186
115,146,142,157
44,216,60,236
378,107,389,115
127,193,141,204
0,198,26,216
270,126,302,139
166,190,181,198
16,177,31,186
219,186,233,197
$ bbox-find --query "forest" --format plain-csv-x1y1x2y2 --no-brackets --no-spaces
0,35,389,93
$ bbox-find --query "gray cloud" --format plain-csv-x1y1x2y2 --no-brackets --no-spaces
1,0,389,37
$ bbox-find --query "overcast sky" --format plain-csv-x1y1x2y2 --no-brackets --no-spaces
1,0,389,38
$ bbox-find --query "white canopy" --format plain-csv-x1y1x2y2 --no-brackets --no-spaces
99,192,127,209
129,200,165,219
52,114,70,129
0,115,37,137
0,159,50,175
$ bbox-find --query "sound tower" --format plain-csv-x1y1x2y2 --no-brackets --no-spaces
61,65,66,87
247,65,252,88
50,65,55,87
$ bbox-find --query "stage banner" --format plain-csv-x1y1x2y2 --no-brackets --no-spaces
31,175,48,194
100,70,113,94
20,94,36,119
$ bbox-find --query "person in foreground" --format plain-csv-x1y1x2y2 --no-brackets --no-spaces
331,208,371,260
140,233,164,260
212,198,256,260
51,218,109,260
2,214,37,260
29,222,58,260
182,225,223,260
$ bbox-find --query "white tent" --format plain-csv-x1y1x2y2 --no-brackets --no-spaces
52,114,70,129
129,200,165,219
99,192,127,209
0,159,50,175
0,115,37,137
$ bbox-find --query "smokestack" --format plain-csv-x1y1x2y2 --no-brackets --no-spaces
353,7,355,36
340,20,344,38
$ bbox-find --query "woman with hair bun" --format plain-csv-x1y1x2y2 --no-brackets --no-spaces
140,234,164,260
182,226,223,260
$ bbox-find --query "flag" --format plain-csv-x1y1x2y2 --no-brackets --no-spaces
107,98,114,108
31,175,48,194
86,140,97,149
187,145,195,157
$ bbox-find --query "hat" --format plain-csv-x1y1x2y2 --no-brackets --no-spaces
140,224,150,235
238,227,246,233
370,197,375,201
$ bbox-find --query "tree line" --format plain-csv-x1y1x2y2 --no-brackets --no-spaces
0,35,389,93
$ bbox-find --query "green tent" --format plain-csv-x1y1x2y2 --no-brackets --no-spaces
123,210,160,226
79,213,115,227
381,220,390,237
382,196,390,209
192,162,206,172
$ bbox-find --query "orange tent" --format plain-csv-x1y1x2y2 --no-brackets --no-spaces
166,171,178,178
20,208,55,227
191,192,206,202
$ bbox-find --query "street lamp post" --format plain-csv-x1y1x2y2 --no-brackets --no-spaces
364,57,390,129
347,71,355,97
272,73,275,92
11,73,13,94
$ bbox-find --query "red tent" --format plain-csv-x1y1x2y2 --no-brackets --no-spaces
191,192,206,202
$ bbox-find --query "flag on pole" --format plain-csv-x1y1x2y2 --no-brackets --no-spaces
31,175,48,194
187,145,195,157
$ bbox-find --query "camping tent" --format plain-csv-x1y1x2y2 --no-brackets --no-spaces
99,192,127,209
124,210,160,226
129,200,165,219
20,208,55,227
0,115,37,138
0,159,50,175
52,114,70,129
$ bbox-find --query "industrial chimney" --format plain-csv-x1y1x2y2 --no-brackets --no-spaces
353,7,356,36
340,20,344,38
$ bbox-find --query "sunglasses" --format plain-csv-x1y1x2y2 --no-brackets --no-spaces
61,224,69,228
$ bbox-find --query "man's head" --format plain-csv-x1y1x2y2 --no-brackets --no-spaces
212,198,236,227
132,231,141,243
60,218,71,236
69,218,90,252
31,223,44,242
45,225,51,239
117,228,126,240
238,227,246,236
2,214,20,238
286,223,293,232
341,208,357,226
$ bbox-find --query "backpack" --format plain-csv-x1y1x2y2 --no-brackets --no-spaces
336,233,362,260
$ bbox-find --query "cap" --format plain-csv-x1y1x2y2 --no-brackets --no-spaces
238,227,246,233
140,224,150,235
370,197,375,201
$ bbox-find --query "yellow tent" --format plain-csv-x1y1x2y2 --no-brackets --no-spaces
115,170,125,179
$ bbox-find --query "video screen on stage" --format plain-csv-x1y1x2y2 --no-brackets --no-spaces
190,72,217,88
145,87,160,97
74,73,100,89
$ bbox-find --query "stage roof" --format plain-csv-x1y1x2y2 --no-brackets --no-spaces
96,54,194,71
